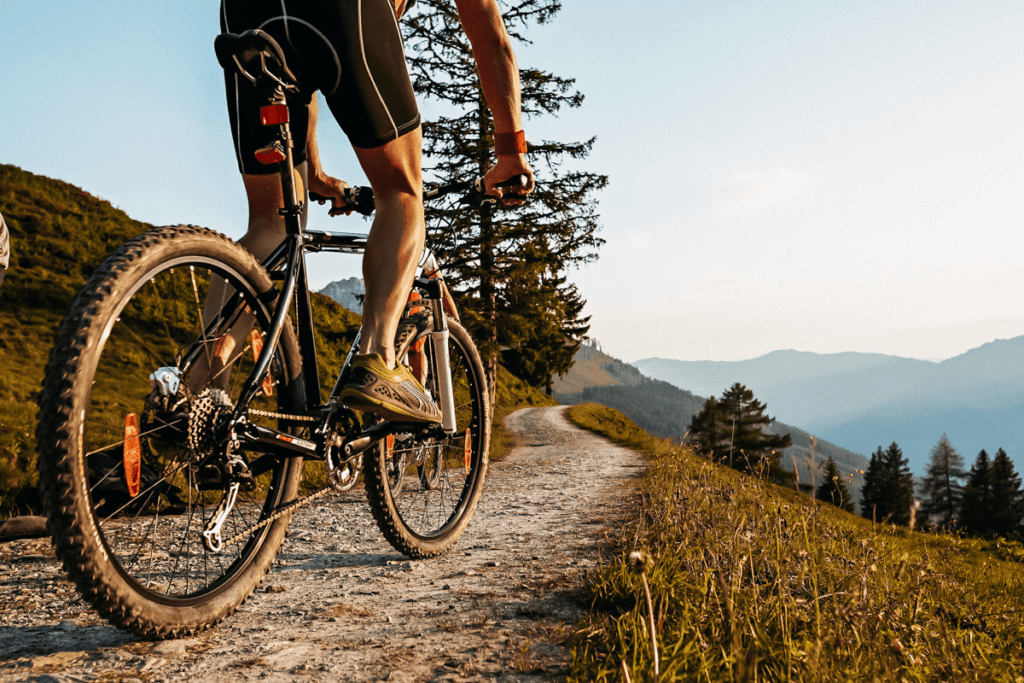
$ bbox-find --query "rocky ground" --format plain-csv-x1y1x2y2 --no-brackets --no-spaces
0,406,643,682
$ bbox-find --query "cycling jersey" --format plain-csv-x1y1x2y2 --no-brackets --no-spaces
221,0,421,174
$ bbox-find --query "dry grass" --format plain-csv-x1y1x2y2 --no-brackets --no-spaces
566,403,1024,682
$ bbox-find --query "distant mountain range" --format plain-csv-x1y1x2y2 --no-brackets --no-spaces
634,337,1024,474
320,277,364,313
553,344,868,501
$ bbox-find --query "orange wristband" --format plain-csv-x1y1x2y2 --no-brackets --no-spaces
494,130,527,156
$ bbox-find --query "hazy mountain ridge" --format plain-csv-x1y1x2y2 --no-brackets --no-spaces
635,338,1024,473
554,344,868,500
320,277,364,313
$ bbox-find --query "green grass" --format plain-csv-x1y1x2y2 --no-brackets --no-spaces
566,403,1024,682
1,164,148,515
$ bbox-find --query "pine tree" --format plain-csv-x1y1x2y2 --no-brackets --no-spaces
861,443,915,525
816,456,855,512
688,383,791,476
719,383,792,475
689,396,725,461
959,449,993,536
499,272,589,395
918,433,966,530
880,442,916,526
403,0,606,401
989,448,1023,539
860,446,885,521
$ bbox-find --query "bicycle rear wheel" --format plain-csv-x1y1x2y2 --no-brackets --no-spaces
364,313,490,558
37,226,304,638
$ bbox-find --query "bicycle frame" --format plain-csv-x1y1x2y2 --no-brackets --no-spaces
195,85,457,470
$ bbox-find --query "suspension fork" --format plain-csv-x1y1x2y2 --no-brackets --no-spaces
421,278,458,435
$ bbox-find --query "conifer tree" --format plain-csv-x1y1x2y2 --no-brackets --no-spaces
861,443,915,525
989,448,1023,539
402,0,606,400
689,396,725,460
499,273,589,395
816,456,855,512
881,442,916,526
688,383,791,476
860,446,885,521
918,433,966,530
959,449,993,536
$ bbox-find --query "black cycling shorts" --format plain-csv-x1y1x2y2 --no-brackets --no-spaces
220,0,421,175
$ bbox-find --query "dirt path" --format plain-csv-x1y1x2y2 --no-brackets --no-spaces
0,405,643,682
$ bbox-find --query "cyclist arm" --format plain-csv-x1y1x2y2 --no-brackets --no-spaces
453,0,534,202
305,97,351,215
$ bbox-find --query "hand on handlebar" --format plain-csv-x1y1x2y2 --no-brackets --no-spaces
483,156,535,207
307,174,352,216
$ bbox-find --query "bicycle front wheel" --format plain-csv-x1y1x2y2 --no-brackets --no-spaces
364,314,490,558
37,226,305,638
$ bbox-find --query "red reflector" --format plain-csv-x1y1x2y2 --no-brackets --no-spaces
464,429,472,474
124,413,141,497
250,329,273,396
260,104,289,126
254,146,287,165
386,434,395,458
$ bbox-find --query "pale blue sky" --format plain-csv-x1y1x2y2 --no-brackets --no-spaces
3,1,1022,362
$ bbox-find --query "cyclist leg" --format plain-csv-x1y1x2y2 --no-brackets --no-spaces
353,127,424,370
238,162,309,260
185,163,310,394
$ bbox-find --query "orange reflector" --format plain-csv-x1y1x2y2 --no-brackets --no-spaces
254,145,287,165
464,429,472,475
408,292,426,353
386,434,395,458
250,330,273,396
260,104,289,125
123,413,141,497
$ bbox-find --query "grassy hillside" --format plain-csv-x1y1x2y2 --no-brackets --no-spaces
567,404,1024,681
0,164,151,514
556,343,869,501
551,342,637,396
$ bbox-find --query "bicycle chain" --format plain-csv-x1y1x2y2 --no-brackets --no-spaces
218,483,338,549
248,408,321,422
215,407,333,548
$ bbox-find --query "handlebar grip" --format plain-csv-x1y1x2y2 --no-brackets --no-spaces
494,174,529,190
309,187,375,216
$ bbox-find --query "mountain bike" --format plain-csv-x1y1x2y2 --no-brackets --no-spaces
35,29,526,639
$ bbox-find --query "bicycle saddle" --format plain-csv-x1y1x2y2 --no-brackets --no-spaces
214,30,306,101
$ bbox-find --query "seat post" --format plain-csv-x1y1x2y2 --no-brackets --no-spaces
261,91,303,237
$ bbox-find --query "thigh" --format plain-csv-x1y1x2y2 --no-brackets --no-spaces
354,127,422,196
305,0,421,149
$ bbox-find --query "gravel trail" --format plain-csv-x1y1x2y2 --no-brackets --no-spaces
0,405,642,682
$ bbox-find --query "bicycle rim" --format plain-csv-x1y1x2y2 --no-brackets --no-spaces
38,227,303,635
365,315,490,558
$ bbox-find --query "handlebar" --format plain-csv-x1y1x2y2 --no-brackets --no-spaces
308,174,530,217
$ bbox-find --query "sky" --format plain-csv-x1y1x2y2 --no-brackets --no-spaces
3,0,1023,363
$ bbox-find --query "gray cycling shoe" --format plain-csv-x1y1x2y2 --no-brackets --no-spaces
338,354,441,423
